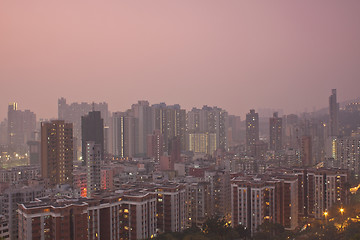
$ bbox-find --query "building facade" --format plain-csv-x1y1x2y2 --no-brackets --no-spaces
231,175,298,233
246,109,259,157
18,198,90,240
41,120,73,186
188,132,217,155
86,141,101,197
112,111,135,158
269,112,283,152
329,89,339,137
153,184,186,233
7,102,36,152
81,111,104,164
58,98,109,161
2,185,44,239
335,135,360,174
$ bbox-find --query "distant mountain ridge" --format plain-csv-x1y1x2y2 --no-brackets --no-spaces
311,97,360,117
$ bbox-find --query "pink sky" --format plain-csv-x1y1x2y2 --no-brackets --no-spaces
1,1,360,120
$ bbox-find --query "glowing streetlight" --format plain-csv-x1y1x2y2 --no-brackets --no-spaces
340,207,345,230
324,211,328,222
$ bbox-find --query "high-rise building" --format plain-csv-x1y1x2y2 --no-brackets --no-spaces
232,179,275,233
18,191,158,240
86,141,101,197
227,115,242,147
8,102,20,147
329,89,339,136
103,125,111,155
22,110,36,142
205,171,231,220
119,192,157,240
2,184,44,239
112,111,135,158
231,175,298,233
0,119,7,145
58,98,109,160
280,176,299,230
269,112,283,152
132,101,153,157
335,135,360,174
147,130,164,162
246,109,259,156
188,132,217,155
152,103,186,153
101,167,114,191
153,183,187,233
41,120,73,186
301,136,312,167
27,140,40,165
283,114,300,149
169,136,181,163
187,108,201,132
186,182,213,227
81,111,104,164
214,107,228,150
187,106,228,151
7,103,36,152
0,215,9,240
0,166,40,184
293,168,348,219
18,198,89,240
160,154,174,171
73,169,87,197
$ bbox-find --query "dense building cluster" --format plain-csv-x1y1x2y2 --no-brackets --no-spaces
0,89,359,239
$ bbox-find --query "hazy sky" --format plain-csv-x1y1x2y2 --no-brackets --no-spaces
1,1,360,120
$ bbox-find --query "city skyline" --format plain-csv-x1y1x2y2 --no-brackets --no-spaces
2,2,360,239
1,92,359,123
1,1,360,120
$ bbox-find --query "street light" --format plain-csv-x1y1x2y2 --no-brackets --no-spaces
340,207,345,230
324,211,328,222
340,207,344,215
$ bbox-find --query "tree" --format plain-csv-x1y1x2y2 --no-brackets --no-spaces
183,225,202,235
253,222,288,240
183,233,209,240
323,223,338,240
342,221,360,240
153,233,179,240
234,224,251,240
202,216,232,240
